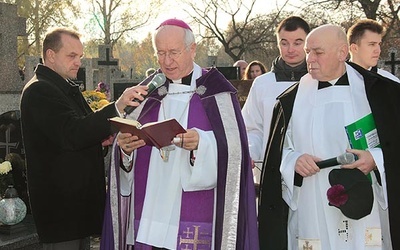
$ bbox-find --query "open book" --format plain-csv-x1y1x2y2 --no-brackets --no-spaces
109,117,186,149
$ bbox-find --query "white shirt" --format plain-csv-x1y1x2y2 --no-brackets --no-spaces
242,71,296,184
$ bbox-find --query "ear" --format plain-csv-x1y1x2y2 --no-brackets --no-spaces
349,43,358,54
45,49,55,64
190,43,197,60
338,44,349,62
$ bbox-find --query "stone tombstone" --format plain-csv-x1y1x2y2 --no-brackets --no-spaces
0,110,24,161
0,110,29,216
0,3,26,115
24,56,94,92
92,45,119,99
80,58,94,91
217,67,240,80
230,80,253,108
24,56,42,84
113,80,138,101
383,48,400,78
207,55,217,67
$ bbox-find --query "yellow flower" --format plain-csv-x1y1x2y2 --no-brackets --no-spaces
82,90,110,110
0,161,12,175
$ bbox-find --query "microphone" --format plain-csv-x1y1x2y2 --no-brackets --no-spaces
123,73,166,116
316,152,357,169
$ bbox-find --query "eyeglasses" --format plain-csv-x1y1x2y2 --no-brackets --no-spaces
156,47,187,60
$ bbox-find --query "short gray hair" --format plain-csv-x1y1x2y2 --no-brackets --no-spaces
152,25,195,53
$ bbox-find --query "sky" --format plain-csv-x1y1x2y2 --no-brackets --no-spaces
76,0,302,42
135,0,298,35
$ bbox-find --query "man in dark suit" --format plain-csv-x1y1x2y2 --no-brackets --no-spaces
20,27,142,250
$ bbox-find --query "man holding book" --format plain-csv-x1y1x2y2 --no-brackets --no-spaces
258,24,400,249
101,19,258,249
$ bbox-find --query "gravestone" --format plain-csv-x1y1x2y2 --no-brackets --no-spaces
79,58,94,91
23,56,42,84
113,81,137,101
230,80,253,107
0,3,26,115
92,45,119,99
0,111,24,161
24,56,94,91
217,67,240,80
383,49,400,77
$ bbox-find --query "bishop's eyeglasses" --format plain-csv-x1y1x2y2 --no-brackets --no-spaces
156,45,190,60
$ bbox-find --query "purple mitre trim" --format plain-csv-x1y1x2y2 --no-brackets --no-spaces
156,18,192,31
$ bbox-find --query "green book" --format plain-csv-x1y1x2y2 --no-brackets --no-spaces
345,113,379,183
345,113,380,150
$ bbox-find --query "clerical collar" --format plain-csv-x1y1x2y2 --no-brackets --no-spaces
318,73,349,89
168,71,193,85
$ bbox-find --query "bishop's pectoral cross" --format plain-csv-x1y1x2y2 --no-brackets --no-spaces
160,144,176,162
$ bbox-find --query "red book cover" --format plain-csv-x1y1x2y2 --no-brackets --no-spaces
109,117,186,149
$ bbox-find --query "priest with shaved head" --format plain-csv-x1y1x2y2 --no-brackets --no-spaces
258,24,400,249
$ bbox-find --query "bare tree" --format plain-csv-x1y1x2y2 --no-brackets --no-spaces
295,0,400,38
182,0,289,62
9,0,78,59
86,0,161,47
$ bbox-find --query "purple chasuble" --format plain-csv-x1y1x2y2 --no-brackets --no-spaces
132,95,214,249
101,67,259,250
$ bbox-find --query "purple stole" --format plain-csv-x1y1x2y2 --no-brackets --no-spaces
132,95,214,249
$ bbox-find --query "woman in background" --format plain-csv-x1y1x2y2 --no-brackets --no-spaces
244,60,267,80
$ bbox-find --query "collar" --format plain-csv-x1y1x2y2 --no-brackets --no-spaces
167,72,193,85
318,73,349,89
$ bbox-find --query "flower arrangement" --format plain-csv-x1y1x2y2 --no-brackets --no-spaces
82,82,111,110
0,154,29,212
0,161,12,175
0,160,13,198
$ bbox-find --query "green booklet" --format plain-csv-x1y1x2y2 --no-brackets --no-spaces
345,113,380,150
345,113,379,182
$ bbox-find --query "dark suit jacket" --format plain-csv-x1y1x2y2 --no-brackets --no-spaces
258,62,400,249
20,64,118,243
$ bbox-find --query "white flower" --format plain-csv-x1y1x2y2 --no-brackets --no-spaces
0,161,12,175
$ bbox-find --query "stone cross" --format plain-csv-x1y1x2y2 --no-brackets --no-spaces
0,126,19,156
0,110,24,161
384,51,400,76
93,45,119,100
0,3,26,114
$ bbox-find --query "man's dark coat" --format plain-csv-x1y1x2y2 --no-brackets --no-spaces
258,62,400,249
20,64,118,243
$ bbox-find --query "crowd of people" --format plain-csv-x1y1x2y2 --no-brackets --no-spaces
19,15,400,250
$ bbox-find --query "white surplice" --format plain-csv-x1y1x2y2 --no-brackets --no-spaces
280,64,392,250
120,64,218,249
242,72,296,184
